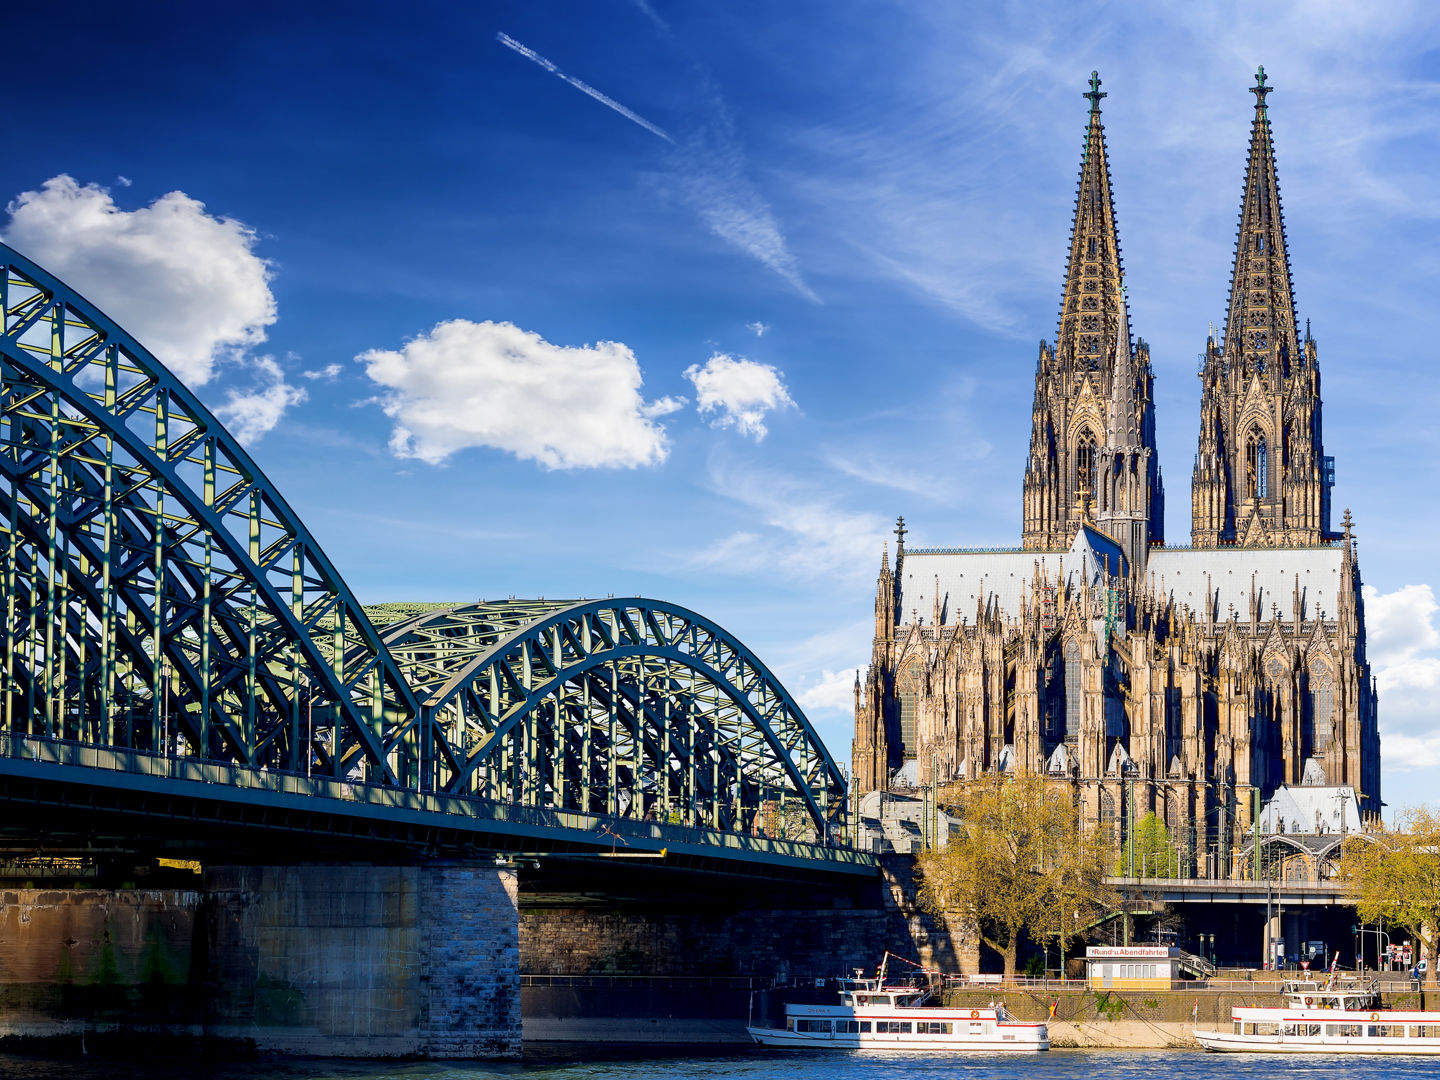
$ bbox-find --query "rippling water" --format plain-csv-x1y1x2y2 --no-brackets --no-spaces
3,1050,1440,1080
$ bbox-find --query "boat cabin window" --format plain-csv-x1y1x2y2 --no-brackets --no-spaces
1412,1024,1440,1038
858,994,893,1006
875,1021,913,1034
1325,1023,1363,1037
794,1018,832,1033
1375,1024,1406,1038
916,1022,953,1034
835,1020,868,1034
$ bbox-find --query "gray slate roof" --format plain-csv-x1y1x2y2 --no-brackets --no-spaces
899,532,1344,627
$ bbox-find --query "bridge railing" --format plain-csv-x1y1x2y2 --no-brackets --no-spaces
0,731,872,868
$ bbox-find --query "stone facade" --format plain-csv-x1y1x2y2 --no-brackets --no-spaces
852,72,1380,868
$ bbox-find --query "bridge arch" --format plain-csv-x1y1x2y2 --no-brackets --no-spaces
0,243,846,844
377,599,847,839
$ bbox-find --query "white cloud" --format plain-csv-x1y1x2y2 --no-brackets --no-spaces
746,321,769,337
357,319,677,469
2,176,276,387
1366,584,1440,764
798,668,860,713
684,352,794,440
215,356,307,444
303,363,343,381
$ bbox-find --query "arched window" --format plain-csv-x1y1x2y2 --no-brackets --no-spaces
897,665,920,760
1245,428,1268,499
1064,640,1081,743
1308,665,1334,755
1076,429,1096,502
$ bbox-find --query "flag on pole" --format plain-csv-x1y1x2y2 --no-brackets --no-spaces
1192,998,1199,1022
1048,1000,1058,1020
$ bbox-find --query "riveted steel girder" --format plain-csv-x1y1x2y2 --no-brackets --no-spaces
0,243,420,784
380,599,849,840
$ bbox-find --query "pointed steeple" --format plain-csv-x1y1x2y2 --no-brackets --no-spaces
1025,72,1162,552
1192,68,1333,547
1221,65,1300,377
1055,72,1127,374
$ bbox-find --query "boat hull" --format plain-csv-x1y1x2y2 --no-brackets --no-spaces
1196,1027,1440,1054
747,1025,1048,1052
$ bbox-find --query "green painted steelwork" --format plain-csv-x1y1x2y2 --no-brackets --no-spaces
377,599,848,840
0,243,851,854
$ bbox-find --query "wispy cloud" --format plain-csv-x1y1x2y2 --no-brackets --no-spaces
669,90,819,302
693,458,888,582
496,32,675,144
498,27,816,301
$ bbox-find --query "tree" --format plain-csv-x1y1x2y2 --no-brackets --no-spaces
916,770,1117,977
1115,812,1182,878
1339,806,1440,983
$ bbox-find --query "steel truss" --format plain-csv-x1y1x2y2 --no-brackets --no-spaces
380,599,847,839
0,243,847,842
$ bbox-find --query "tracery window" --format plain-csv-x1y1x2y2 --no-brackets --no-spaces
1064,640,1081,743
1076,430,1096,499
1309,662,1334,754
1245,428,1268,498
897,665,920,760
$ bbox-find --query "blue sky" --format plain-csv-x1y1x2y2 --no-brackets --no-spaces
3,1,1438,816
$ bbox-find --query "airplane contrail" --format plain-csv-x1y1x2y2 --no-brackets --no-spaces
497,32,675,144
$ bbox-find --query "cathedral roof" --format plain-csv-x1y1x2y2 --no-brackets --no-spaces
898,542,1344,628
1073,523,1127,579
1258,784,1361,836
1147,545,1343,623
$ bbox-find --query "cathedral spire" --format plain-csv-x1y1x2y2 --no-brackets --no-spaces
1222,65,1299,377
1025,72,1162,552
1055,71,1126,372
1192,68,1332,547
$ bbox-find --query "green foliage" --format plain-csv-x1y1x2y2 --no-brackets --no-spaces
1024,953,1045,978
918,771,1118,976
1340,805,1440,982
1093,992,1126,1021
1115,812,1181,878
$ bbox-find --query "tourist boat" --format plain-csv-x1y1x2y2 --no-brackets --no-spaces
746,953,1049,1052
1196,971,1440,1054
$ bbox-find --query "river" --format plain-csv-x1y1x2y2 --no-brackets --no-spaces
1,1049,1438,1080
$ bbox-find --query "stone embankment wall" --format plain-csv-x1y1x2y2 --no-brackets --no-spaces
0,863,521,1058
520,855,972,982
944,986,1437,1048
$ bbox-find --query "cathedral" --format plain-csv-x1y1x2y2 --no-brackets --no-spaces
851,71,1380,874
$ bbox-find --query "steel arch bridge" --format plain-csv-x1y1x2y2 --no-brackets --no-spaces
0,241,851,860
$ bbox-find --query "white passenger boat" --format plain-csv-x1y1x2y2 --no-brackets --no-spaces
747,954,1048,1052
1196,972,1440,1054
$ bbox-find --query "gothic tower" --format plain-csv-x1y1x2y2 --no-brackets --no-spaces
1192,68,1334,547
1023,72,1163,562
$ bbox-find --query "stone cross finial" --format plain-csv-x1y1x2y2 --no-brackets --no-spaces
1251,65,1272,106
1085,71,1106,113
895,515,907,550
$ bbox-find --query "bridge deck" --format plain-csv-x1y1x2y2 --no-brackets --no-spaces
0,734,875,881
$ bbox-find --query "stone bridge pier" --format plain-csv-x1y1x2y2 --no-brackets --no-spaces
0,861,522,1059
205,862,521,1057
